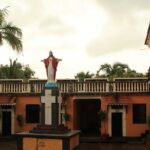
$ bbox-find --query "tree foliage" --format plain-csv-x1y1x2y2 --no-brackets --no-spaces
75,71,94,82
0,7,22,53
96,62,145,80
75,62,145,81
0,59,35,80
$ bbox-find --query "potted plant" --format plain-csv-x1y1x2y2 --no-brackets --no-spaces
16,114,24,127
146,116,150,146
63,113,70,121
98,110,108,139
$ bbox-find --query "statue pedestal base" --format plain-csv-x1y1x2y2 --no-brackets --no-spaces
16,82,80,150
16,130,80,150
30,124,70,134
45,82,57,88
30,83,70,134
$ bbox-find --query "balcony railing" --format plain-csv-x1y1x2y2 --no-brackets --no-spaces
59,81,109,93
113,80,149,93
0,78,149,94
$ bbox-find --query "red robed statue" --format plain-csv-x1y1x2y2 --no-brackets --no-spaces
41,51,62,83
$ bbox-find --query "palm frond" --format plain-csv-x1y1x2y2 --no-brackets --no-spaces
0,7,8,25
9,58,12,67
2,32,22,53
1,22,22,37
0,7,23,53
0,33,2,45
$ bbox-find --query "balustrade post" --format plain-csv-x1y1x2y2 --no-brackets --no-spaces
27,83,30,93
112,82,115,92
0,84,2,92
106,82,110,92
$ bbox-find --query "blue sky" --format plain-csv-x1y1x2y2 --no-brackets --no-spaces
0,0,150,79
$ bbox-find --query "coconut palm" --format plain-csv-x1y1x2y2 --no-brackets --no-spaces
75,71,94,82
0,59,35,80
96,62,144,80
0,7,22,53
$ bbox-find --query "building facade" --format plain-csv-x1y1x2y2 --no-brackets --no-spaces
0,78,149,138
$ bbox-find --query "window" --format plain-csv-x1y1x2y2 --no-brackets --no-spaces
133,104,146,124
26,104,40,123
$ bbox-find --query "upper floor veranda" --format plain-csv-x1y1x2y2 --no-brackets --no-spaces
0,78,149,96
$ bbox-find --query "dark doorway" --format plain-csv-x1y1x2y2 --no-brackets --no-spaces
111,112,122,137
75,99,100,136
2,111,11,136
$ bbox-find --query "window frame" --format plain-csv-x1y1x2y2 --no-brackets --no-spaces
132,104,146,124
26,104,40,123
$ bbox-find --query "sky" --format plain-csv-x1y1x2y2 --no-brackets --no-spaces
0,0,150,79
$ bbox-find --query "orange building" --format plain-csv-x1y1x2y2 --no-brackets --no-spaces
0,78,149,138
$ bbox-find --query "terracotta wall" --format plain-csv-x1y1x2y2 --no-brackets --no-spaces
65,95,150,137
101,95,150,137
125,96,150,137
15,96,40,133
14,94,150,137
65,96,74,130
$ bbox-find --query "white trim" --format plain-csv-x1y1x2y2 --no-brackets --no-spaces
11,109,15,134
0,104,16,106
108,108,126,137
0,110,2,134
73,96,101,100
0,108,15,135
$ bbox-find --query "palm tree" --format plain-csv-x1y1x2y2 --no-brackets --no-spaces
0,59,35,79
96,62,144,80
0,7,22,53
9,58,23,78
96,63,112,78
75,71,94,82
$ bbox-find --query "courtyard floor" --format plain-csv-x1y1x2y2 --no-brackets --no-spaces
0,138,148,150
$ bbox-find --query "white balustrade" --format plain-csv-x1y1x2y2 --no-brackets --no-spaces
0,79,148,94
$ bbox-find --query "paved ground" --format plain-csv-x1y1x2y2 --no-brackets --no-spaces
80,143,147,150
0,139,148,150
0,139,17,150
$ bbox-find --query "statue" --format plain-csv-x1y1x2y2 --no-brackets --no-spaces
41,51,62,83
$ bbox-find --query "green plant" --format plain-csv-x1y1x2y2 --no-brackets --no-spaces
98,110,107,123
63,113,70,121
98,110,107,136
147,116,150,129
16,115,24,127
146,116,150,138
145,116,150,146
